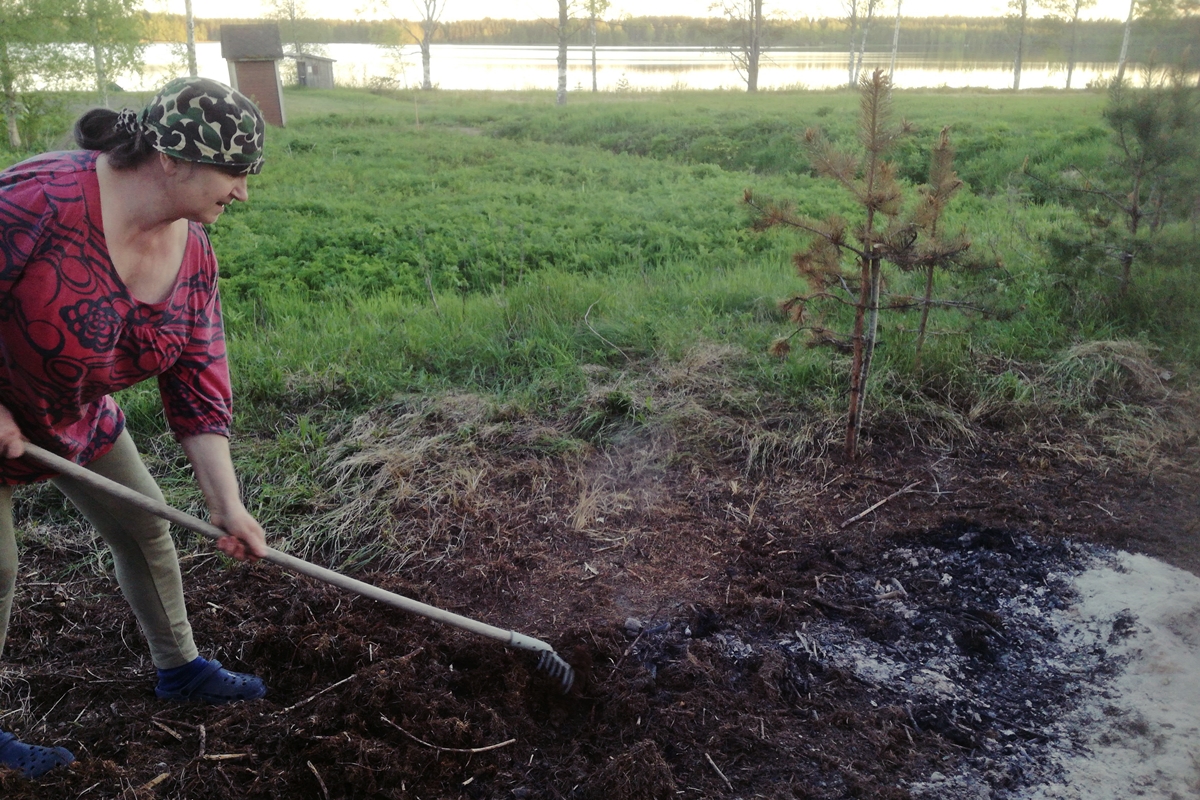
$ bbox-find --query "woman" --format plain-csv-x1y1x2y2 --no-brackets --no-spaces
0,77,271,779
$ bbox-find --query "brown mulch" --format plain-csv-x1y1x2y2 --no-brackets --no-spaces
0,425,1196,799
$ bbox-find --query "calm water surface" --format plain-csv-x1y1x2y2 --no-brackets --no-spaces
123,41,1125,93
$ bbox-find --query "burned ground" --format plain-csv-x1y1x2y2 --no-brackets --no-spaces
1,412,1197,799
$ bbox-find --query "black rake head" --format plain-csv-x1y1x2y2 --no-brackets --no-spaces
536,650,575,694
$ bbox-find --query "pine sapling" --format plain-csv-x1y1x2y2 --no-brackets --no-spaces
747,70,992,459
747,68,908,459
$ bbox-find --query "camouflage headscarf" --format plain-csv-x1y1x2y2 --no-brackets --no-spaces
140,77,265,175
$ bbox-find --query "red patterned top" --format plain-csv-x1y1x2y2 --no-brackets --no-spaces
0,151,233,484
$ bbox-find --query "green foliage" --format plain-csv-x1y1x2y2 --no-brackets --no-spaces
1,0,144,150
1029,63,1199,320
208,104,832,304
76,86,1196,563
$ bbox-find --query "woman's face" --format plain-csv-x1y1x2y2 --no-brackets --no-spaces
164,157,250,224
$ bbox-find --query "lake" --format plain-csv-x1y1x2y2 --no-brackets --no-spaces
121,41,1126,94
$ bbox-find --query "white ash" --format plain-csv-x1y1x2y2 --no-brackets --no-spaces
627,525,1200,798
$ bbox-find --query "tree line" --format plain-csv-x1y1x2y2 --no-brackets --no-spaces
2,0,142,147
138,13,1197,64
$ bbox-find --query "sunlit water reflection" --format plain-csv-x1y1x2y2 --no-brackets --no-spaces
121,41,1128,93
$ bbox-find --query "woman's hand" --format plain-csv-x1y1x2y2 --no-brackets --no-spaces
0,403,25,459
209,505,268,563
180,433,268,563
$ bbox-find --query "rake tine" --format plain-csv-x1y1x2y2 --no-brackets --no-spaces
536,650,576,693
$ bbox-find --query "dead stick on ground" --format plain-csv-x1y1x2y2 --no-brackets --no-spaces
150,720,183,742
840,482,922,528
280,674,357,714
705,752,734,792
308,760,331,800
584,301,632,363
381,715,516,754
140,773,170,791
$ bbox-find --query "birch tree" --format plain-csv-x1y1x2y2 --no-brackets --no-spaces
1116,0,1194,83
555,0,571,105
1048,0,1096,88
1010,0,1032,90
888,0,902,80
377,0,446,90
184,0,196,76
1,0,72,148
269,0,306,56
712,0,766,92
406,0,447,91
851,0,880,86
845,0,860,87
584,0,609,92
76,0,144,105
1115,0,1136,82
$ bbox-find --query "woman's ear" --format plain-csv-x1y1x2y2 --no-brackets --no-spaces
159,151,194,179
157,152,185,178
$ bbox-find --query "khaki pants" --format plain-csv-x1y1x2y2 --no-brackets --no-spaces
0,430,198,670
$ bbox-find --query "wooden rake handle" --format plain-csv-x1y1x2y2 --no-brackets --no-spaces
20,442,559,658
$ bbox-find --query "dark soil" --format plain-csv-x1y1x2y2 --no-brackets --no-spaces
1,429,1197,799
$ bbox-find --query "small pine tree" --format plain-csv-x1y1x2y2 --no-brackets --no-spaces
1028,61,1200,296
747,69,987,459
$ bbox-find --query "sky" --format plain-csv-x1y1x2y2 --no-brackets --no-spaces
155,0,1137,24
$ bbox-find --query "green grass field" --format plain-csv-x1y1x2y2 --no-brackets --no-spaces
3,84,1196,553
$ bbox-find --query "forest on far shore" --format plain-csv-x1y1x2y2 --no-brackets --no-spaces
138,13,1198,64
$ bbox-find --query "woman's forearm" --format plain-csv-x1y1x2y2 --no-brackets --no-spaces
180,433,242,515
180,433,267,560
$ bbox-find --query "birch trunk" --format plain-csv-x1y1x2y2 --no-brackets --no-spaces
1066,7,1079,88
421,34,432,90
185,0,197,77
747,0,762,92
556,0,568,105
1013,0,1028,90
846,0,860,87
590,15,598,92
888,0,902,80
93,42,107,105
1116,0,1134,83
852,0,876,85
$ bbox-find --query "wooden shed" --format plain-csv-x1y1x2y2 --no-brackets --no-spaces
294,53,336,89
219,24,286,127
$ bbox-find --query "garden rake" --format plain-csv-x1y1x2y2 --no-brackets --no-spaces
21,443,575,693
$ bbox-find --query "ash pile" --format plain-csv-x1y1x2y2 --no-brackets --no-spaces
625,523,1132,799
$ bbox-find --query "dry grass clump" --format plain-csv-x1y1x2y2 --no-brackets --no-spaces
581,739,676,800
1044,340,1173,404
960,340,1196,473
283,339,1196,572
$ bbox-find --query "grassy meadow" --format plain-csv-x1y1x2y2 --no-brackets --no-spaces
5,85,1197,563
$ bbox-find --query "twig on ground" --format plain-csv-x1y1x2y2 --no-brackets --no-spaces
280,674,357,714
584,301,632,363
380,715,516,754
840,482,922,528
151,720,184,741
308,760,331,800
704,752,734,792
140,773,170,791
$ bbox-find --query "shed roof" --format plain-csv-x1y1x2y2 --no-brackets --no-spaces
292,52,337,63
220,24,284,60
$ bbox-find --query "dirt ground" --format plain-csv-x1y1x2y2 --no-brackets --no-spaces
1,413,1197,799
